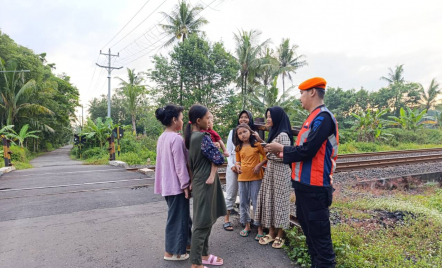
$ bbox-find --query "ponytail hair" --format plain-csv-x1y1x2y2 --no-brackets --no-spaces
184,104,209,149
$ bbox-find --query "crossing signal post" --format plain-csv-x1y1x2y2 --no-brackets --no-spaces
112,127,124,157
107,135,116,161
2,135,13,167
74,134,86,159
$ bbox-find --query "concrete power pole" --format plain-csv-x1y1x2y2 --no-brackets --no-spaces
96,49,122,118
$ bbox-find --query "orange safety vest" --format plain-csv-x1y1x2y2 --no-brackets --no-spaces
291,106,339,186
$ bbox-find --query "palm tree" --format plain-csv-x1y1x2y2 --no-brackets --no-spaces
233,29,270,109
380,64,405,84
420,78,441,111
115,68,146,135
0,58,54,125
276,38,307,100
160,0,209,47
8,124,40,148
250,75,296,113
380,64,407,116
159,0,208,106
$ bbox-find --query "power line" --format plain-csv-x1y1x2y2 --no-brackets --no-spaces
87,54,101,92
108,0,168,49
116,0,219,66
100,0,152,50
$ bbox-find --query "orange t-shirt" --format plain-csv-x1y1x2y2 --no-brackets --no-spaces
236,143,267,182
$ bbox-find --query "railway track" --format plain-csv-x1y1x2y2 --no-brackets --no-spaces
218,148,442,182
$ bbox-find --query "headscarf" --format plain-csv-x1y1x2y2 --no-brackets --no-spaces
237,110,254,129
231,110,255,142
266,106,294,145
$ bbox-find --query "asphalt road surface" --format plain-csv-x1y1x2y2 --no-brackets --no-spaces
0,145,296,268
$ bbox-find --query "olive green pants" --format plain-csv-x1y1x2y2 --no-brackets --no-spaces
190,226,212,265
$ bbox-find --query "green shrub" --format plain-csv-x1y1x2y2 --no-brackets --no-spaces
82,147,107,159
119,152,144,165
10,145,30,162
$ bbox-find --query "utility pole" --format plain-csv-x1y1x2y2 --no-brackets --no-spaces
81,105,84,131
96,49,122,118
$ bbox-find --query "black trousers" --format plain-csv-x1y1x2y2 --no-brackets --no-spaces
295,188,336,268
164,193,192,255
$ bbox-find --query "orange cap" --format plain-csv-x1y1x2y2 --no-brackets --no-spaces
299,77,327,90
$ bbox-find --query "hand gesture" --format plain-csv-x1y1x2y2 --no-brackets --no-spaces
252,131,262,142
206,174,215,184
235,164,242,174
184,187,190,199
253,164,262,174
223,151,230,157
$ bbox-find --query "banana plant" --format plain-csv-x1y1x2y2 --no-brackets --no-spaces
350,108,390,142
82,117,114,148
388,107,427,132
7,124,40,148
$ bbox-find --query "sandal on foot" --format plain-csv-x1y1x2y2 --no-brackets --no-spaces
164,253,189,261
272,237,285,249
240,229,250,237
223,222,233,231
259,234,275,245
255,232,267,241
202,254,223,266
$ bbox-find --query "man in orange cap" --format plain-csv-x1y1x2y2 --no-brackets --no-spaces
266,77,338,268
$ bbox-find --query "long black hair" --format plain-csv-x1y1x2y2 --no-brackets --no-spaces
233,123,258,152
184,104,209,150
155,104,184,126
266,106,294,145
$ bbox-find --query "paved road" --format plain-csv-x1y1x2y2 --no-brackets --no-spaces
0,145,296,268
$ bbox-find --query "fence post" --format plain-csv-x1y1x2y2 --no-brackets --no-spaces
107,135,115,161
2,136,13,167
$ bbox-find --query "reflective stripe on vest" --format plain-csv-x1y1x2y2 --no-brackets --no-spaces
291,106,339,186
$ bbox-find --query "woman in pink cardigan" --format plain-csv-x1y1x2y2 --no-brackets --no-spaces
155,104,191,261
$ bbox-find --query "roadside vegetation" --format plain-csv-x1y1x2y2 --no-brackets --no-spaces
0,30,79,169
285,183,442,267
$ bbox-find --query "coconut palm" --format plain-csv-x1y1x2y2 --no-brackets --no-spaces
8,124,40,148
276,38,307,100
233,29,271,109
380,64,405,84
420,78,441,111
160,0,209,47
0,58,54,125
115,68,146,135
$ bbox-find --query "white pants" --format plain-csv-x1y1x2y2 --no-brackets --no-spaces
224,165,238,210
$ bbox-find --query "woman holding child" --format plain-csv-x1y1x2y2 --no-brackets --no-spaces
185,104,226,268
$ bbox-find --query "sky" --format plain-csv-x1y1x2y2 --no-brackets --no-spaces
1,0,442,120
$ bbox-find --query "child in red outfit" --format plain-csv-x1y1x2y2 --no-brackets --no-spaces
201,112,230,157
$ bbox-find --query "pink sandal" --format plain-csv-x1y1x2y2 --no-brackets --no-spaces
202,254,223,266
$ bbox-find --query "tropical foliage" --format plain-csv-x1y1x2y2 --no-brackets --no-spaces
0,30,79,153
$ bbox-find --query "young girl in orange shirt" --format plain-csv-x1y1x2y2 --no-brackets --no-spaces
233,123,267,238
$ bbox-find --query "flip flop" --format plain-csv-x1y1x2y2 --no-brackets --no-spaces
240,229,250,237
255,232,267,241
163,253,189,261
202,254,223,266
223,222,233,231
